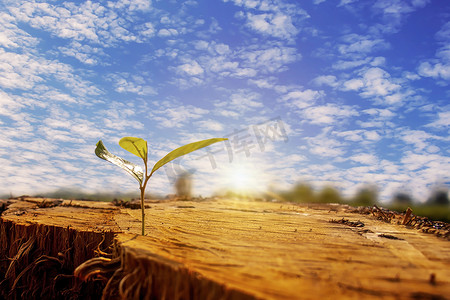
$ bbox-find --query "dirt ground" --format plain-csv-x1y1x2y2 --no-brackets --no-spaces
1,197,449,299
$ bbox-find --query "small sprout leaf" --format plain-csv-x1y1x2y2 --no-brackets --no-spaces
95,136,227,236
119,137,148,161
150,138,227,176
95,140,144,184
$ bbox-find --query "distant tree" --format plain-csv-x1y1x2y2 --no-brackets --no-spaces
317,186,342,204
351,186,378,206
175,172,192,198
281,183,315,203
392,192,413,206
427,189,449,206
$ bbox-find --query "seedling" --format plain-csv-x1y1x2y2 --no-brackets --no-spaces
95,137,227,235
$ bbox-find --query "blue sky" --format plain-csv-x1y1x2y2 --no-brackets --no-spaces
0,0,448,202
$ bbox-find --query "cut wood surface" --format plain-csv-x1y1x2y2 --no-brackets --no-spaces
1,197,449,299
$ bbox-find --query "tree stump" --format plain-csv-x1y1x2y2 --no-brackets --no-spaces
1,197,449,299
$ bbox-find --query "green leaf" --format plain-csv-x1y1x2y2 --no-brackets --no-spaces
119,137,148,161
95,140,144,184
150,138,227,176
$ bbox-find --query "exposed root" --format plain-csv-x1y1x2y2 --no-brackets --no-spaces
4,236,36,280
75,242,255,300
0,219,116,299
74,257,121,283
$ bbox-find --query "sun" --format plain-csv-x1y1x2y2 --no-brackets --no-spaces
222,163,261,195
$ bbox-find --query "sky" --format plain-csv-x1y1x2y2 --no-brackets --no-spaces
0,0,449,203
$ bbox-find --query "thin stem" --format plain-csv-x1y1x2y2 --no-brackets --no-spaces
140,185,145,235
140,151,151,236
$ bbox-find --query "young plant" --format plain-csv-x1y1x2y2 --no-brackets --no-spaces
95,137,227,235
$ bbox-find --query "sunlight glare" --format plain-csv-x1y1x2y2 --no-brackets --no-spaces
223,163,261,195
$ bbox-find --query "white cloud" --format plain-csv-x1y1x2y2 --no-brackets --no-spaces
137,22,156,39
158,28,179,37
187,41,260,79
333,59,370,70
0,49,45,89
213,91,264,118
436,21,450,41
417,21,450,82
226,0,307,42
178,60,204,76
239,45,300,73
385,93,406,104
215,43,230,55
194,40,209,50
210,90,267,121
403,71,421,81
332,56,386,71
208,57,239,74
301,104,359,125
30,106,106,143
342,67,402,102
8,1,155,46
98,101,144,131
151,103,209,128
401,151,449,173
107,0,152,12
338,34,390,56
335,130,364,142
437,44,450,62
312,75,338,87
0,12,39,49
233,67,258,77
248,78,274,89
177,42,298,84
107,73,157,95
363,108,396,118
216,109,241,118
229,92,263,110
364,130,381,141
10,2,101,42
0,48,100,97
360,67,401,97
399,129,437,151
373,0,414,16
281,89,323,109
426,145,440,153
196,43,299,79
197,120,225,132
308,138,345,158
371,0,430,33
58,41,107,65
349,153,378,165
245,12,299,41
418,61,450,81
0,91,25,122
425,111,450,129
358,120,384,128
306,127,346,158
39,127,85,143
342,78,364,91
371,56,386,66
338,0,358,6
